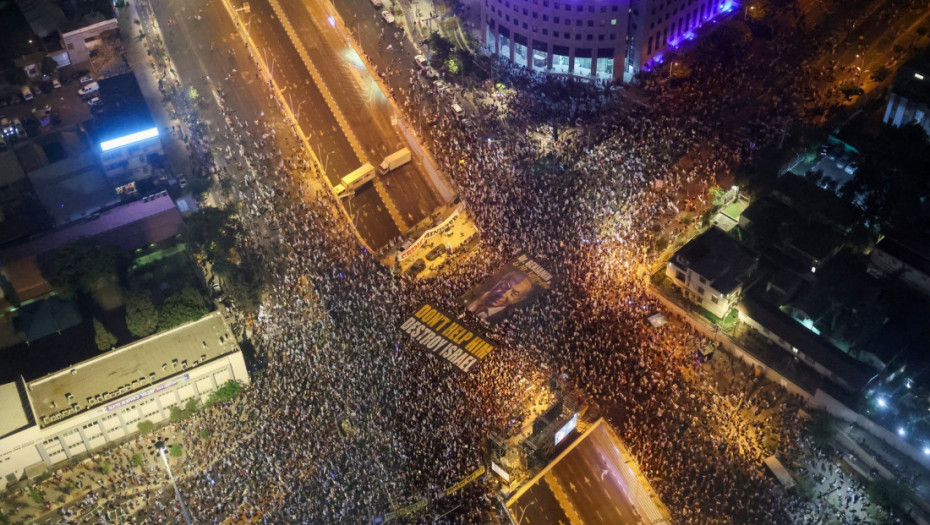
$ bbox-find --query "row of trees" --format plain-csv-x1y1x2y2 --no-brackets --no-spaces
184,206,264,313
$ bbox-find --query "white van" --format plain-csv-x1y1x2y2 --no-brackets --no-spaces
451,103,464,117
21,86,33,101
78,82,99,96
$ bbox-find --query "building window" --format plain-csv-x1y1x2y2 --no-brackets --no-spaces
676,271,685,282
611,18,617,25
697,287,705,296
711,296,719,304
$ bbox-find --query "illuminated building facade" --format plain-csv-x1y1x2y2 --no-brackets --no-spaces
480,0,737,82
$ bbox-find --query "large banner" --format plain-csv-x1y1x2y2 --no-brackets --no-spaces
396,205,464,263
462,254,553,324
400,304,495,372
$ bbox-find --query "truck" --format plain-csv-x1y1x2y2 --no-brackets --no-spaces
379,147,411,174
334,162,375,197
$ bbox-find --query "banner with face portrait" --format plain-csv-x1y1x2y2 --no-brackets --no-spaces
462,254,553,325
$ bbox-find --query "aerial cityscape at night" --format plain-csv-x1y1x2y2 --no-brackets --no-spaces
0,0,929,522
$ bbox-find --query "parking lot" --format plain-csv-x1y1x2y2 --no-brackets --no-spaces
0,64,98,145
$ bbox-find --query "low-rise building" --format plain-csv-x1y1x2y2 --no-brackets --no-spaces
83,73,164,189
883,57,930,136
667,227,758,319
737,296,873,393
0,311,248,490
868,235,930,299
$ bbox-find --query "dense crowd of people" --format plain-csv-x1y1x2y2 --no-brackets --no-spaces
9,0,928,523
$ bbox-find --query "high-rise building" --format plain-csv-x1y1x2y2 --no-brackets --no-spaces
480,0,738,82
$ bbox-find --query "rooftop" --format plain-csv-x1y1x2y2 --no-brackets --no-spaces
892,55,930,107
27,149,118,225
739,295,873,392
673,227,758,295
875,235,930,278
27,311,237,426
1,192,181,264
0,381,32,438
84,73,157,149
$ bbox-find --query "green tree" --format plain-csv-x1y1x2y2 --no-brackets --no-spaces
41,240,123,298
427,32,453,63
137,420,154,434
183,207,238,263
807,410,836,448
169,443,182,457
27,488,45,504
159,287,209,329
867,478,906,510
132,453,144,467
93,318,117,351
206,380,242,407
840,123,930,233
169,405,185,422
125,292,158,337
99,460,112,475
40,56,58,75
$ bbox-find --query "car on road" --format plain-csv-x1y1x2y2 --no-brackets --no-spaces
381,10,395,23
178,175,188,188
87,97,102,107
370,0,382,6
405,259,426,276
52,78,61,89
425,244,448,261
79,75,94,84
451,103,464,117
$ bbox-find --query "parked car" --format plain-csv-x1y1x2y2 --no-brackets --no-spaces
405,259,426,276
87,97,102,107
178,175,188,188
425,244,448,261
78,82,99,96
826,144,843,161
414,54,428,68
79,75,94,84
52,78,62,89
844,160,860,175
381,10,395,23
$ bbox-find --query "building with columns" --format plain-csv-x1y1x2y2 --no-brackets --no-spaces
0,311,248,490
480,0,738,82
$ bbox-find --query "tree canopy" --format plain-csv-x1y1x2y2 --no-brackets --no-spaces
93,318,117,351
840,123,930,233
125,292,158,337
159,287,210,330
41,240,123,298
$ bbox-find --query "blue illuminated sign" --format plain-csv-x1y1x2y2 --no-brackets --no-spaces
100,127,159,152
554,413,578,446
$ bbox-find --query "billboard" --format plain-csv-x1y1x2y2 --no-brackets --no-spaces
462,254,553,324
554,413,578,447
400,304,495,372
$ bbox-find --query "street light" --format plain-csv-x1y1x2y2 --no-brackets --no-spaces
513,501,536,525
148,437,193,525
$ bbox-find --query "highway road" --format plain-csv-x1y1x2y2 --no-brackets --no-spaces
510,426,646,525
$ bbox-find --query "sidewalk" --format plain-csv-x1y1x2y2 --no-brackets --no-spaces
118,1,192,180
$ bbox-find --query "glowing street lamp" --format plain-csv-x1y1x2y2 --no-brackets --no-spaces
148,437,193,525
